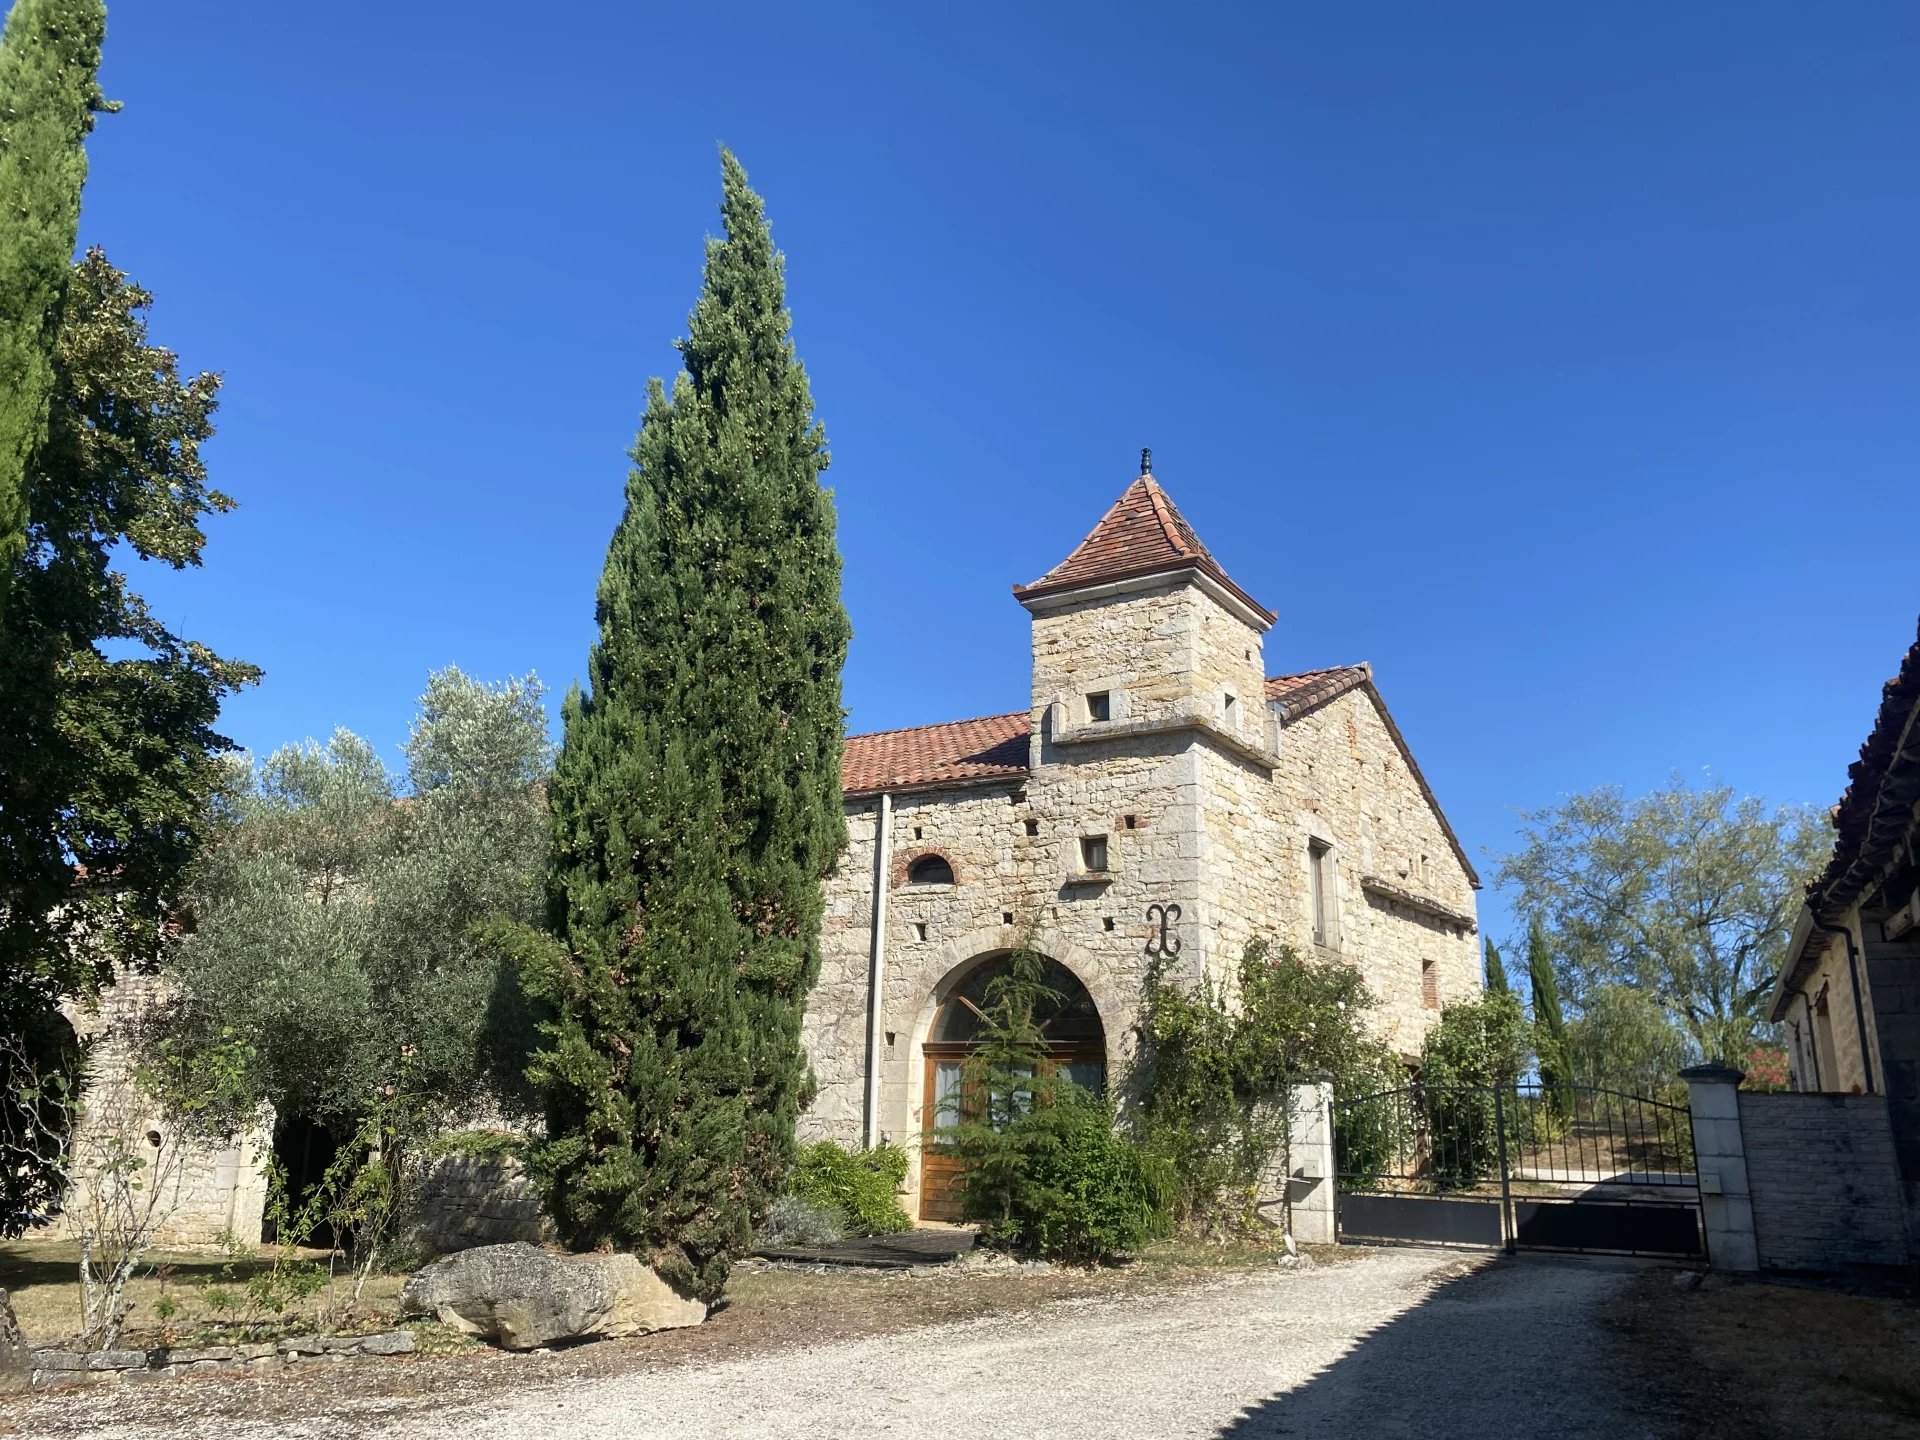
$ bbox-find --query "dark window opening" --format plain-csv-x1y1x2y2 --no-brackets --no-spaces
1086,691,1111,722
908,853,955,886
1024,817,1040,837
915,922,929,942
1081,835,1109,873
1421,959,1439,1009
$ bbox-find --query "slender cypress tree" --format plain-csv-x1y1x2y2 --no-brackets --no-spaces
525,150,849,1302
0,0,109,614
1482,938,1509,996
1527,919,1573,1111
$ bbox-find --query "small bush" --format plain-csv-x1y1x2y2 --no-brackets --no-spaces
969,1091,1173,1264
789,1141,913,1236
758,1194,846,1248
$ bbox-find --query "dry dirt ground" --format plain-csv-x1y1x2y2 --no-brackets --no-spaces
11,1246,1660,1440
1604,1266,1920,1440
11,1245,1912,1440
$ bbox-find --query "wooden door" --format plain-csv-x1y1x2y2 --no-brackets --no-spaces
919,1054,967,1222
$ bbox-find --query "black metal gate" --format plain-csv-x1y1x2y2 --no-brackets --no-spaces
1333,1081,1705,1260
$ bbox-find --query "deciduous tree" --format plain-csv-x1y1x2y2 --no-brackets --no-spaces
1496,778,1828,1065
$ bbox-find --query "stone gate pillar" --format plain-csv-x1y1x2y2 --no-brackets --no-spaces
1257,1079,1335,1244
1681,1064,1758,1271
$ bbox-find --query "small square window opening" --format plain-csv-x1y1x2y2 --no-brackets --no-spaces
1086,691,1111,722
1081,835,1109,873
1102,916,1115,932
1024,818,1040,837
915,922,929,942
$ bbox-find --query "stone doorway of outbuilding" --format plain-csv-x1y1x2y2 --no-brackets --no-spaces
918,953,1107,1223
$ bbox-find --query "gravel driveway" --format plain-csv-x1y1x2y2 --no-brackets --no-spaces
29,1247,1657,1440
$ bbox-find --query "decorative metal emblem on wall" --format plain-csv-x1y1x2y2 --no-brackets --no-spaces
1144,902,1182,958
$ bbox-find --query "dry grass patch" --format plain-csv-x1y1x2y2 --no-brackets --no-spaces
0,1237,407,1348
1608,1268,1920,1440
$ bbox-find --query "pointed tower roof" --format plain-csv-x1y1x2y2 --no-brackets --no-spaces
1013,469,1275,624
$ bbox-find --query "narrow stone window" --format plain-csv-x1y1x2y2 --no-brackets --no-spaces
1103,916,1115,932
1086,691,1111,722
1309,840,1335,948
1081,835,1109,873
907,854,955,885
1002,911,1014,926
1223,692,1237,725
1024,817,1040,837
913,826,923,841
1421,959,1439,1009
1123,814,1138,830
914,922,929,942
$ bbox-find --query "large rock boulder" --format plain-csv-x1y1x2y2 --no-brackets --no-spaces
399,1243,705,1350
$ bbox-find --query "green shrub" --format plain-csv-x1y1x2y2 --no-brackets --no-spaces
969,1090,1173,1264
1418,992,1530,1188
789,1141,912,1236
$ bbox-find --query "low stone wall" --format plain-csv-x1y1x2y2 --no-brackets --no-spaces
1738,1091,1910,1273
28,1330,414,1390
405,1150,549,1255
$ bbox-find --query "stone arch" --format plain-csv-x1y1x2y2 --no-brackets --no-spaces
891,846,962,888
902,923,1128,1063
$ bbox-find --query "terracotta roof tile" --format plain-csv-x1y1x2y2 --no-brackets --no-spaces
842,712,1029,797
1013,474,1274,622
1265,665,1372,717
1811,615,1920,911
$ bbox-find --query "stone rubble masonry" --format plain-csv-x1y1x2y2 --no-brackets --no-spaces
1738,1090,1910,1272
27,1330,415,1389
805,563,1481,1219
58,967,272,1249
405,1151,552,1255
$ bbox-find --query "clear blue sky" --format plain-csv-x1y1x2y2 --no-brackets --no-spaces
81,2,1919,949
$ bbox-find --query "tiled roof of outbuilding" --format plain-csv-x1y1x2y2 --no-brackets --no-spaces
1012,474,1275,623
1810,616,1920,912
841,711,1029,797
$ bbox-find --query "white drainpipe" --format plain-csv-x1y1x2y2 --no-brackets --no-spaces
864,792,893,1149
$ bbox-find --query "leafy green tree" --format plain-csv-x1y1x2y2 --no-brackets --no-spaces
0,251,256,1231
155,669,551,1247
1526,918,1572,1115
0,0,110,612
1565,985,1689,1099
1496,777,1828,1065
521,150,849,1302
1483,939,1509,996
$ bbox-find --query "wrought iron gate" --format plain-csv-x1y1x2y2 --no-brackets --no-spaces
1333,1081,1705,1260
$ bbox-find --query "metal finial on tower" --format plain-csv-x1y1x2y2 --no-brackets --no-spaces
1140,447,1152,477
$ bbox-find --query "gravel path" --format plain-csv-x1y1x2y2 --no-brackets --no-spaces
40,1248,1656,1440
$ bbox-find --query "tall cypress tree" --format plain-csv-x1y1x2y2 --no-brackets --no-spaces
0,0,109,614
1527,919,1573,1110
1482,938,1509,995
525,150,849,1302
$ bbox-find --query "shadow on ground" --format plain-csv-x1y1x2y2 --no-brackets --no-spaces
1217,1252,1667,1440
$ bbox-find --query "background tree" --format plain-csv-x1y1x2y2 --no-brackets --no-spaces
0,0,110,611
0,251,256,1233
1564,984,1690,1098
1526,918,1572,1112
1482,938,1510,996
520,149,850,1302
1496,777,1828,1065
155,669,551,1269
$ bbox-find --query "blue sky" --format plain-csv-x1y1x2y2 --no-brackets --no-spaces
81,2,1919,948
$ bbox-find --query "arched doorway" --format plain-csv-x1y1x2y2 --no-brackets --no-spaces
919,953,1107,1222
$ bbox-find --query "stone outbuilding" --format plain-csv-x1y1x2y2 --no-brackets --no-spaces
1767,616,1920,1260
800,463,1482,1220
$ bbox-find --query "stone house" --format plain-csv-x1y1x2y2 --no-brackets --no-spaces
56,462,1481,1244
1767,616,1920,1252
799,464,1482,1220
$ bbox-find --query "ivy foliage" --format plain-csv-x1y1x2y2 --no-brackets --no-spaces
1133,940,1403,1233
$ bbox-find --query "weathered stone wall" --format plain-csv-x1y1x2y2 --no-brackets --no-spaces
802,572,1481,1215
59,969,270,1249
1738,1090,1910,1272
1786,924,1879,1095
1263,687,1481,1056
404,1150,550,1256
